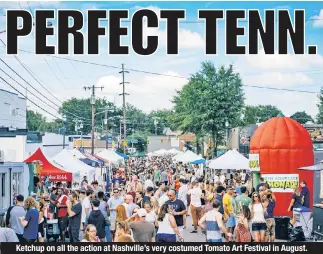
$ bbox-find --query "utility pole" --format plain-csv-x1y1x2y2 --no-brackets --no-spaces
84,85,104,155
119,64,129,154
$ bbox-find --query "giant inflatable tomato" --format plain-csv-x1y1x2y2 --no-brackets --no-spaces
250,117,314,216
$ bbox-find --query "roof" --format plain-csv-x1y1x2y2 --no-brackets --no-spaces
24,148,72,181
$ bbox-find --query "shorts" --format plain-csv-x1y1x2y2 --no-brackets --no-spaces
226,215,236,228
252,222,267,232
265,218,275,237
156,233,176,242
58,216,69,231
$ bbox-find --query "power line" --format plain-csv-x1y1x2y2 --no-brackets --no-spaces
0,74,62,120
0,46,321,95
0,40,92,121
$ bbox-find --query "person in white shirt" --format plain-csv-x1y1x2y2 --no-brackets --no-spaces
81,190,93,226
220,173,226,184
214,173,219,183
158,186,170,207
188,181,203,233
177,179,189,229
144,175,154,190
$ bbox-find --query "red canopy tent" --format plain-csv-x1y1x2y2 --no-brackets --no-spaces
24,148,72,182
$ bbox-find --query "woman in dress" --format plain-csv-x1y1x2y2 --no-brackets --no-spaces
235,205,252,242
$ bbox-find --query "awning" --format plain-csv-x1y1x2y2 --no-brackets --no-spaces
24,148,72,182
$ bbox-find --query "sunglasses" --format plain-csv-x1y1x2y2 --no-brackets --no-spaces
253,195,258,198
114,191,119,193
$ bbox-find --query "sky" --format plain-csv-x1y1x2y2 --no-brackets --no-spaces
0,0,323,122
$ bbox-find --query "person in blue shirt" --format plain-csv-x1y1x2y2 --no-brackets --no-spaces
19,197,39,242
300,180,310,209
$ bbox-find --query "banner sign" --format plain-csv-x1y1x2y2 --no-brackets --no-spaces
249,154,260,172
0,243,315,254
262,174,299,192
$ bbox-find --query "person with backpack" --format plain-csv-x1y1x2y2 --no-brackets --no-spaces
6,195,25,242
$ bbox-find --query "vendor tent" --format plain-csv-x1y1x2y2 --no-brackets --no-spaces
167,148,181,155
115,151,129,159
208,149,250,170
96,149,124,163
24,148,72,182
71,148,102,167
51,149,95,181
191,158,206,165
173,150,203,163
153,149,168,156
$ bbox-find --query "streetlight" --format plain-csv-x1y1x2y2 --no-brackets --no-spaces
0,21,53,34
225,121,230,150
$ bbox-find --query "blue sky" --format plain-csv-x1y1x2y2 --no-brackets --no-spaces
0,1,323,122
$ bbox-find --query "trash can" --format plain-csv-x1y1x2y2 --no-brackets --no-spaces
275,216,290,240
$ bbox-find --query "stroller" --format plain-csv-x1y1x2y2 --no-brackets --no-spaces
46,219,60,242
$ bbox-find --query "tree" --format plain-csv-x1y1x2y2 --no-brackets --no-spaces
147,109,173,135
27,110,47,131
317,87,323,124
59,97,117,135
243,105,281,125
291,111,314,124
172,62,245,156
27,110,64,132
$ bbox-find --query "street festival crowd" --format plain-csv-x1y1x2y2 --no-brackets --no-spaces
1,154,312,243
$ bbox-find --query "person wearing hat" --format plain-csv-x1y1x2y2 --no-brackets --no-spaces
129,208,155,242
223,186,235,241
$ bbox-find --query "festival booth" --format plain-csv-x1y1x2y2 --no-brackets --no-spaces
167,148,181,155
207,149,250,181
70,148,102,167
250,116,314,217
51,149,95,183
95,149,124,164
115,151,129,160
24,148,72,183
153,149,168,156
173,150,203,163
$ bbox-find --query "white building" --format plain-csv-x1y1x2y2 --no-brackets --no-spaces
0,88,27,129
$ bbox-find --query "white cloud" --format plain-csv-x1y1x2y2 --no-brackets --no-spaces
240,49,323,71
135,5,205,50
311,9,323,28
235,49,322,118
243,72,313,88
96,71,187,113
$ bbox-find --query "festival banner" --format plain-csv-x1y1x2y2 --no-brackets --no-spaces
262,174,299,192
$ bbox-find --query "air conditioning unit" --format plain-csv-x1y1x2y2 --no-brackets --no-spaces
0,150,4,163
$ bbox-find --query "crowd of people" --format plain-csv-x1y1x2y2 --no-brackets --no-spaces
1,156,311,243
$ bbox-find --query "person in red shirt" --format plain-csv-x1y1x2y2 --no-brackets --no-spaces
174,176,181,193
56,188,68,242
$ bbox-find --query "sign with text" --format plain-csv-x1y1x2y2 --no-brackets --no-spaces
249,154,260,172
262,174,299,192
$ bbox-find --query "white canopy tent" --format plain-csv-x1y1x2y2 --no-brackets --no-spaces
96,149,124,163
153,149,168,156
173,150,203,163
167,148,181,155
208,149,250,170
69,148,87,159
51,149,95,182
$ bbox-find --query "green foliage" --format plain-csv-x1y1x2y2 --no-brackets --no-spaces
290,111,314,124
27,110,63,132
243,105,281,125
171,62,245,155
317,87,323,124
